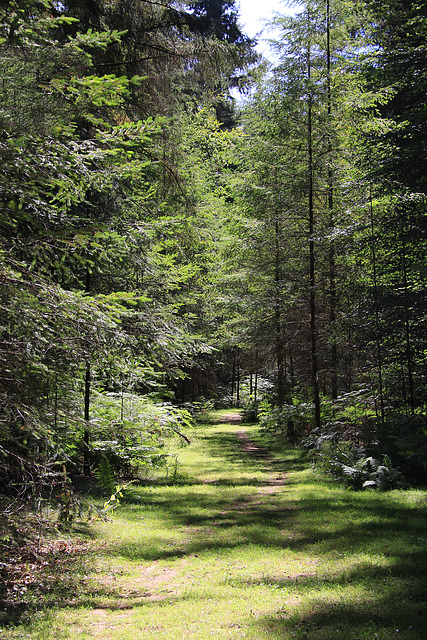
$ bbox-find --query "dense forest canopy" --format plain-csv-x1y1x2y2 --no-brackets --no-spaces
1,0,426,504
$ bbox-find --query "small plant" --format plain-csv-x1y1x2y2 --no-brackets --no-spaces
99,480,135,517
241,399,259,423
89,392,193,477
316,448,405,490
94,458,117,495
56,484,84,524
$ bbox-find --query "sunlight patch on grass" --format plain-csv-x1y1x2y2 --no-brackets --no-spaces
5,412,426,640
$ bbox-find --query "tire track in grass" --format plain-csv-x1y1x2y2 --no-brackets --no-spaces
236,429,288,491
83,413,316,639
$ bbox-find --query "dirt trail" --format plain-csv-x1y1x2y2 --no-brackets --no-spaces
236,429,288,491
81,414,301,639
121,420,288,593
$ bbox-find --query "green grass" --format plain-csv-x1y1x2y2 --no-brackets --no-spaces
2,412,426,639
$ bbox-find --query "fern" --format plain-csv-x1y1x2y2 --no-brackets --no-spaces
326,452,405,490
94,458,117,495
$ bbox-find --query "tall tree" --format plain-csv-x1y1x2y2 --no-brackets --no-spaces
358,0,427,411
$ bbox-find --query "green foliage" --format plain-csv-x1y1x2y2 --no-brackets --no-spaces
241,399,259,423
0,0,215,507
363,0,427,193
0,265,128,496
258,398,313,444
299,387,407,490
2,0,427,518
89,392,192,476
55,482,86,525
94,458,117,496
318,449,406,491
100,480,135,517
376,413,427,482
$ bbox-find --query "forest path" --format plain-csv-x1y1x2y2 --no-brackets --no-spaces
54,411,313,639
8,411,427,640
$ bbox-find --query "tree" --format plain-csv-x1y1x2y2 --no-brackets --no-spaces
363,0,427,193
357,0,427,412
0,1,202,488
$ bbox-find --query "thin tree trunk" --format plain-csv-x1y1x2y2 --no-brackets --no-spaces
121,385,124,423
236,358,240,405
254,349,259,403
83,361,90,476
54,374,58,431
181,373,187,403
307,30,321,429
326,0,338,400
275,184,286,406
289,348,295,388
401,228,415,411
231,350,236,401
369,185,385,425
191,366,196,403
83,266,91,476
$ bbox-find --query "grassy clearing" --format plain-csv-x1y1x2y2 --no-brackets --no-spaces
2,410,426,639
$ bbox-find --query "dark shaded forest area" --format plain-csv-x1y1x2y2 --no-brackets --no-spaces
1,0,427,517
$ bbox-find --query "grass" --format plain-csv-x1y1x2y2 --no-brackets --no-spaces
2,410,426,639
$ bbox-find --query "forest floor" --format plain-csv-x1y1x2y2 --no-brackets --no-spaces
2,411,427,640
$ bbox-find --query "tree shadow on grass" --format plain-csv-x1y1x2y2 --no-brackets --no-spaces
8,422,425,640
254,559,427,639
73,484,427,640
108,424,427,639
111,489,298,561
202,426,309,473
257,599,425,640
247,492,427,639
111,427,426,563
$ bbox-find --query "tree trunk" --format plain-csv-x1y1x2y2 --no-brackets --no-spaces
307,30,321,429
83,266,91,476
274,168,286,407
236,358,240,405
275,189,286,406
326,0,338,400
401,226,415,411
83,361,90,476
231,349,236,400
254,349,259,403
369,185,385,425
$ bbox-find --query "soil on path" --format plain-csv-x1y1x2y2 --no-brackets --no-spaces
86,413,297,638
236,429,288,491
118,417,288,594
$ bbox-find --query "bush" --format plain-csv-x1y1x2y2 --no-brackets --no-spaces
241,400,259,423
304,420,406,490
89,393,192,477
320,450,406,490
376,413,427,483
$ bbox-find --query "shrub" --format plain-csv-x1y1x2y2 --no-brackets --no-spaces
376,413,427,483
89,393,192,477
305,422,406,490
241,400,259,423
323,450,406,490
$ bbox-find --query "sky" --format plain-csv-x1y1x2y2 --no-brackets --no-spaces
236,0,298,61
237,0,287,38
227,0,294,101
